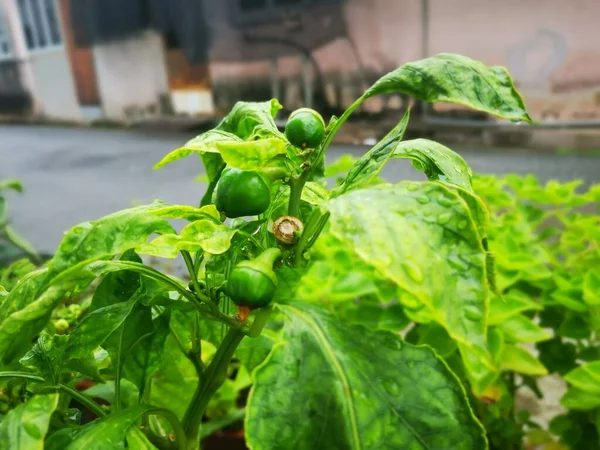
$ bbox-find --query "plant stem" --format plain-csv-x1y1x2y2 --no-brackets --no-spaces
0,371,107,417
288,178,304,218
182,250,202,296
182,328,245,446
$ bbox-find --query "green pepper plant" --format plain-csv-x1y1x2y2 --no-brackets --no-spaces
0,54,534,450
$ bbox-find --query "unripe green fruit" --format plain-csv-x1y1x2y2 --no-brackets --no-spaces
285,108,325,149
227,248,281,309
54,319,69,333
215,167,271,218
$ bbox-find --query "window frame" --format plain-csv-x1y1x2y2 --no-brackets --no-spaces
0,5,14,60
17,0,63,53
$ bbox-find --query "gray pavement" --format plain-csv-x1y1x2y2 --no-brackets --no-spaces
1,125,599,253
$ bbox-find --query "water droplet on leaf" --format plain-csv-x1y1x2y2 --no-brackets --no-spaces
382,379,400,396
464,307,482,321
437,212,452,224
402,263,424,283
416,195,430,205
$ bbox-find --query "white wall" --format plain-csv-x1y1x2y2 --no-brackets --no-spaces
92,30,170,121
28,48,81,120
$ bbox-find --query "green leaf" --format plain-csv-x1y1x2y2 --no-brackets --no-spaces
0,394,58,450
154,130,242,170
4,225,38,258
67,300,137,360
216,99,282,139
137,219,237,258
537,337,578,375
488,291,542,325
403,139,474,190
0,283,71,365
236,331,275,372
333,110,410,195
91,250,142,311
324,182,493,388
0,269,48,326
49,202,219,277
48,405,164,450
564,362,600,395
155,133,286,172
125,427,158,450
558,313,591,340
150,333,197,420
583,269,600,306
246,303,487,450
0,178,23,193
363,53,532,123
500,344,548,376
561,387,600,411
48,203,175,276
325,154,357,178
19,334,68,383
215,139,287,170
497,314,551,343
122,314,170,400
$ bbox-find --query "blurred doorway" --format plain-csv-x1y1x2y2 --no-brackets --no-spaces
164,32,213,116
59,0,102,120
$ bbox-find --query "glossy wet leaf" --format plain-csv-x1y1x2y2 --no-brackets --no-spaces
154,130,243,169
216,99,282,139
0,269,48,326
0,283,72,365
324,182,493,389
488,291,542,325
497,314,551,343
49,202,218,276
67,300,137,360
91,250,142,311
0,393,58,450
48,405,160,450
363,53,532,122
48,203,175,276
246,303,487,450
501,344,548,376
122,313,170,400
564,362,600,395
156,134,286,172
138,219,237,258
333,110,410,195
125,428,158,450
19,334,68,383
561,387,600,411
236,331,276,372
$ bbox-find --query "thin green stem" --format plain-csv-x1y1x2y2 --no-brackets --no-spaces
182,328,245,445
0,371,107,417
182,250,203,297
313,97,364,169
58,382,106,418
288,174,308,218
148,408,188,450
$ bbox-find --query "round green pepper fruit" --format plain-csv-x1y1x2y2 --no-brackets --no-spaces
215,167,271,218
285,108,325,149
227,248,281,310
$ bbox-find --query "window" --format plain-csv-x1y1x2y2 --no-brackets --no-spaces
17,0,62,51
0,6,13,59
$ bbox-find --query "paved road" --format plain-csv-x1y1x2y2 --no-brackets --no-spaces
1,125,599,253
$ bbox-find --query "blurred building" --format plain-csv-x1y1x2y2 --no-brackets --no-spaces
0,0,599,124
